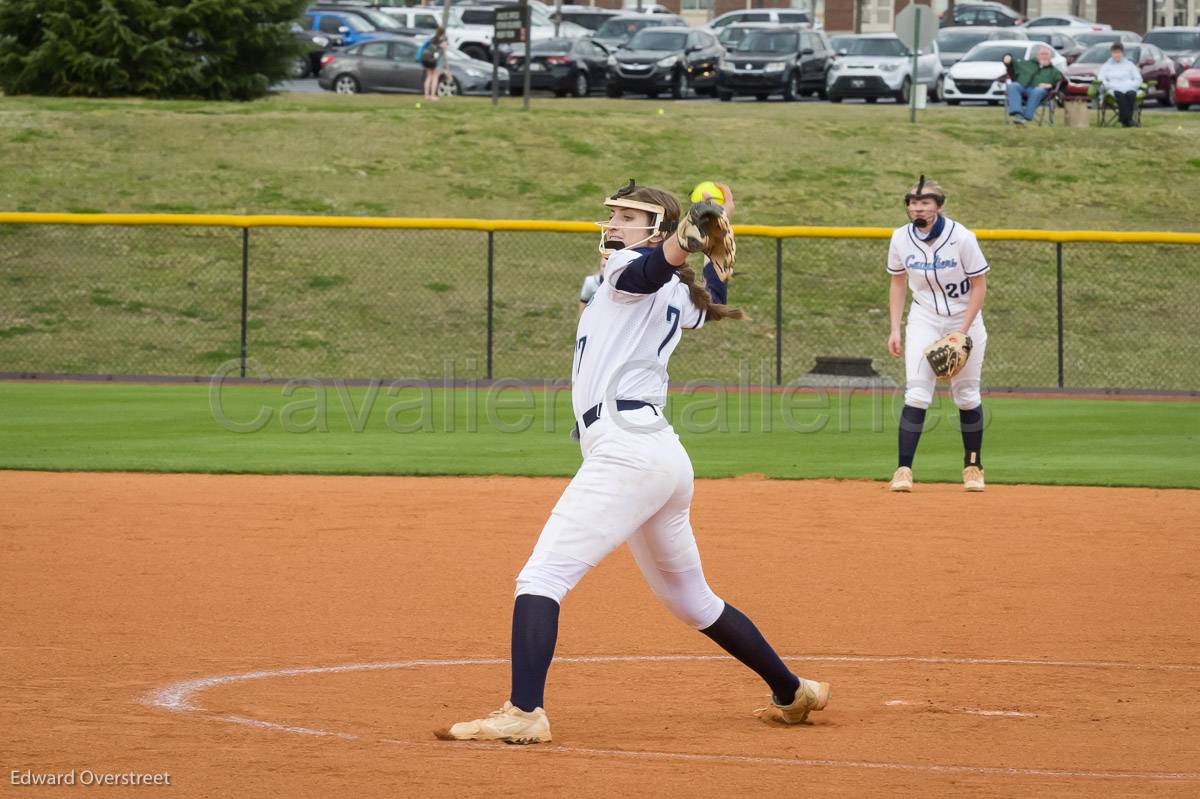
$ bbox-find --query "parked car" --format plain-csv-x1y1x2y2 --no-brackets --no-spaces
1073,30,1142,47
716,23,755,51
715,25,831,101
378,6,495,62
1143,27,1200,74
507,37,610,96
1064,42,1177,106
620,0,673,13
1176,50,1200,71
939,2,1024,28
1025,31,1084,65
457,3,590,39
942,39,1067,105
935,26,1026,68
550,5,620,32
825,33,944,103
590,13,686,51
605,26,723,99
1174,61,1200,109
1020,15,1111,34
291,24,334,78
828,33,855,54
318,35,509,95
307,5,429,45
707,8,815,32
300,9,384,47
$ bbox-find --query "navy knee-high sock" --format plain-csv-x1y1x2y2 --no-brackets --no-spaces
960,405,983,468
700,603,799,705
898,405,927,468
509,594,560,712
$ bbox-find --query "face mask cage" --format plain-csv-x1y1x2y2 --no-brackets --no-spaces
597,196,667,257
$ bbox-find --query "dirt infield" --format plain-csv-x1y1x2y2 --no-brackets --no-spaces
3,472,1198,798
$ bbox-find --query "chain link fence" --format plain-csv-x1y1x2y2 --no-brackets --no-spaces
0,217,1196,391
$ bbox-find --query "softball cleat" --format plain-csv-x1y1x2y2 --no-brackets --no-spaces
889,466,913,492
963,466,985,492
434,701,552,745
754,678,831,725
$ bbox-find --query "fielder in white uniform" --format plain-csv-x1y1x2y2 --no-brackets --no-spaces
887,177,989,493
436,181,830,745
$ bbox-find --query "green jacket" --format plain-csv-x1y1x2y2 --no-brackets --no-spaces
1010,58,1063,88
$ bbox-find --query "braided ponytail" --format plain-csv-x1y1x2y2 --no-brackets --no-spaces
676,264,746,322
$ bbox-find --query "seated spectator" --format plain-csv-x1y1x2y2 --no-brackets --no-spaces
1097,42,1142,127
1002,47,1063,125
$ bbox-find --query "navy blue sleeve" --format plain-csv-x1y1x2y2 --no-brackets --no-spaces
703,261,728,305
613,246,676,295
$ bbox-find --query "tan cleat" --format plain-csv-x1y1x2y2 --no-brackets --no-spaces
963,465,985,492
890,466,913,492
433,701,552,745
754,678,831,725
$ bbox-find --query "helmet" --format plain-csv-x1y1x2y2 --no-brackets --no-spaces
904,174,946,208
597,179,672,257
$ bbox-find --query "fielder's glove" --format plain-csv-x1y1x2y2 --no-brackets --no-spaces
924,332,973,379
675,200,735,282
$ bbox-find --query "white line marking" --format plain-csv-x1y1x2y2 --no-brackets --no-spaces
141,653,1200,782
212,714,357,739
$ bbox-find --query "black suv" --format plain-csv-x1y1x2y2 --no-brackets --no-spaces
939,2,1025,28
715,25,831,101
606,26,723,99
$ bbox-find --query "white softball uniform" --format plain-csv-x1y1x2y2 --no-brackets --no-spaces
887,217,989,410
515,247,724,630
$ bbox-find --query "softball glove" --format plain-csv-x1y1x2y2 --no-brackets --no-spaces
675,199,735,281
924,332,973,380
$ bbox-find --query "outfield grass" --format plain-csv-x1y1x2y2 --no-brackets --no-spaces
1,382,1196,488
0,94,1198,229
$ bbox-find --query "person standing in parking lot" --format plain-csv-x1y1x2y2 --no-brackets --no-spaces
1002,46,1062,124
421,27,449,100
1097,42,1142,127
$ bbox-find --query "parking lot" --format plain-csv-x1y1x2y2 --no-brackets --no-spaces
275,76,1191,112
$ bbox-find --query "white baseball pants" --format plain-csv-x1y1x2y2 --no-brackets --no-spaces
515,406,725,630
904,302,987,410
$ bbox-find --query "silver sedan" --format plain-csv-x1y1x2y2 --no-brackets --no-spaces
318,35,509,96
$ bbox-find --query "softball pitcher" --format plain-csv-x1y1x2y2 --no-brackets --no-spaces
435,181,830,744
887,177,989,492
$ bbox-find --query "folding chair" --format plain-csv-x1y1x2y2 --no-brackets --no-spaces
1002,77,1063,127
1089,80,1148,127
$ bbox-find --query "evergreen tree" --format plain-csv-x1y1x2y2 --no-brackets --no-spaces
0,0,309,100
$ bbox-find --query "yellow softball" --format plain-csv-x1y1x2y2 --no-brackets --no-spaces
690,181,725,205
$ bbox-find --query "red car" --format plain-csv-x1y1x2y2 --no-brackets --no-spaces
1176,62,1200,110
1064,42,1177,105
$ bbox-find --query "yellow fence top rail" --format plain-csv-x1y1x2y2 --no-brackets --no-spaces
1,212,1199,245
